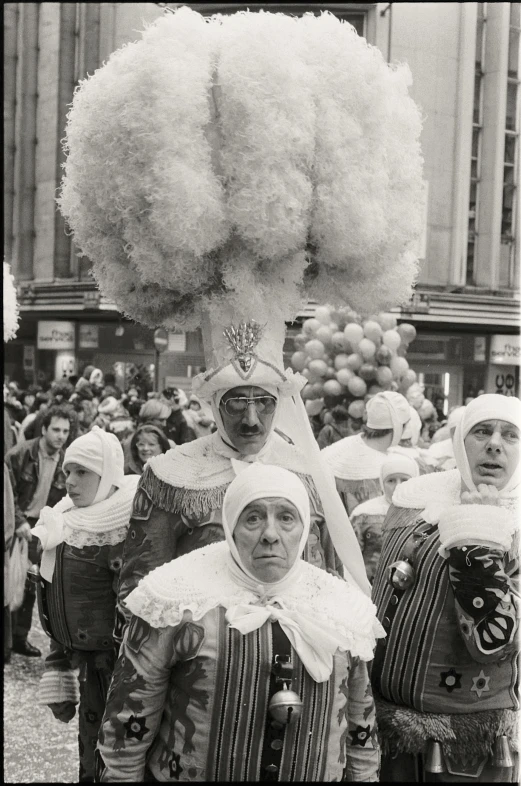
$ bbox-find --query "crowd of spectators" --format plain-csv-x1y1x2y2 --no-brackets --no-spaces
3,367,214,476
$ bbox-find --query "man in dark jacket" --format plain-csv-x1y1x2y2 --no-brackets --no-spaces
4,406,73,657
161,387,196,444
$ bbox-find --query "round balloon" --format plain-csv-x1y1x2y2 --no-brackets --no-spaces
305,339,326,359
308,358,329,377
315,325,333,345
305,398,324,416
348,400,365,419
301,383,315,400
311,381,324,398
358,338,377,360
399,369,417,391
376,365,393,386
325,366,336,379
378,312,398,331
334,353,351,370
345,353,363,372
303,318,321,336
383,329,402,351
323,379,343,397
375,345,393,365
314,306,331,325
363,320,383,344
336,368,354,386
291,351,307,372
332,331,346,351
301,368,311,379
359,363,377,381
293,332,307,350
347,376,367,397
390,356,409,377
398,323,417,344
368,384,383,395
344,323,364,347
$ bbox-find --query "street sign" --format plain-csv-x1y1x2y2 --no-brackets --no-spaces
153,327,169,353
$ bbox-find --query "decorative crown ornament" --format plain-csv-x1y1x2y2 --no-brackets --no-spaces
223,320,263,373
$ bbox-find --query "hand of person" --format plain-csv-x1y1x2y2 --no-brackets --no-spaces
48,701,77,723
15,522,32,541
461,484,500,507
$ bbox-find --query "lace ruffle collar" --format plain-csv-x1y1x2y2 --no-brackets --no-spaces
124,541,384,662
321,434,388,480
148,431,312,490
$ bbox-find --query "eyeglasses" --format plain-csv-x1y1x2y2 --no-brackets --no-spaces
220,396,277,416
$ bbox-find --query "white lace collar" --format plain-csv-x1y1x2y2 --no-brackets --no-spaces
391,469,518,520
321,434,388,480
352,494,389,518
148,431,312,490
124,541,384,662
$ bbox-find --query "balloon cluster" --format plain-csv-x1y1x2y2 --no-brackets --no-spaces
291,305,431,420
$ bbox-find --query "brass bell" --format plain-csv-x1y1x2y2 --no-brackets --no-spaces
268,683,303,725
388,560,415,591
490,735,513,769
424,740,445,773
27,564,41,584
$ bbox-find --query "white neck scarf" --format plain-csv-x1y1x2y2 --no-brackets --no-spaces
221,464,355,682
33,475,139,581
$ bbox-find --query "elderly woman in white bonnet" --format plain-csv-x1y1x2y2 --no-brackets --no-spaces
371,394,521,782
322,391,411,516
97,463,384,782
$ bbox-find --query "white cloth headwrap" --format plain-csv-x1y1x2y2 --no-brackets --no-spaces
222,463,354,682
452,394,521,496
401,406,422,445
447,406,466,432
63,426,125,504
366,391,410,447
209,383,371,596
379,453,419,492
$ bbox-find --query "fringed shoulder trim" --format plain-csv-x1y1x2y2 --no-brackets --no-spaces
124,542,384,660
140,455,322,518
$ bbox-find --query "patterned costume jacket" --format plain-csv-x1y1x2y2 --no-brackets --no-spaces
371,492,520,767
98,541,382,783
117,433,344,636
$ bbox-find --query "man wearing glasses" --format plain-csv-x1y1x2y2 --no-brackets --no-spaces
114,319,366,640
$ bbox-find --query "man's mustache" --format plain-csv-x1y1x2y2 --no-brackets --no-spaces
239,426,262,435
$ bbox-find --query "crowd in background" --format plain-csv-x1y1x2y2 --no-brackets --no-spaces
3,366,216,476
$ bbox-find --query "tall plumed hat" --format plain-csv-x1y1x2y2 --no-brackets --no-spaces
4,261,19,343
58,7,424,350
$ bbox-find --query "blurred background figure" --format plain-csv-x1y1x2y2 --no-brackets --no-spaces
160,386,196,444
184,394,215,438
124,424,171,475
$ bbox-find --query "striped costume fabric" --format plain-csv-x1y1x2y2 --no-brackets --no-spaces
98,606,379,781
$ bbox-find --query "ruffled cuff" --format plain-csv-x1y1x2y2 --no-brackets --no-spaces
37,669,80,706
437,504,515,558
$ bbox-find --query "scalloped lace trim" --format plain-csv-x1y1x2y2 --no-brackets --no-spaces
124,542,384,660
64,523,130,548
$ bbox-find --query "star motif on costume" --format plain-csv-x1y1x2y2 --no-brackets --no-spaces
123,714,149,741
349,724,371,746
168,752,184,780
470,669,491,699
439,668,462,693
